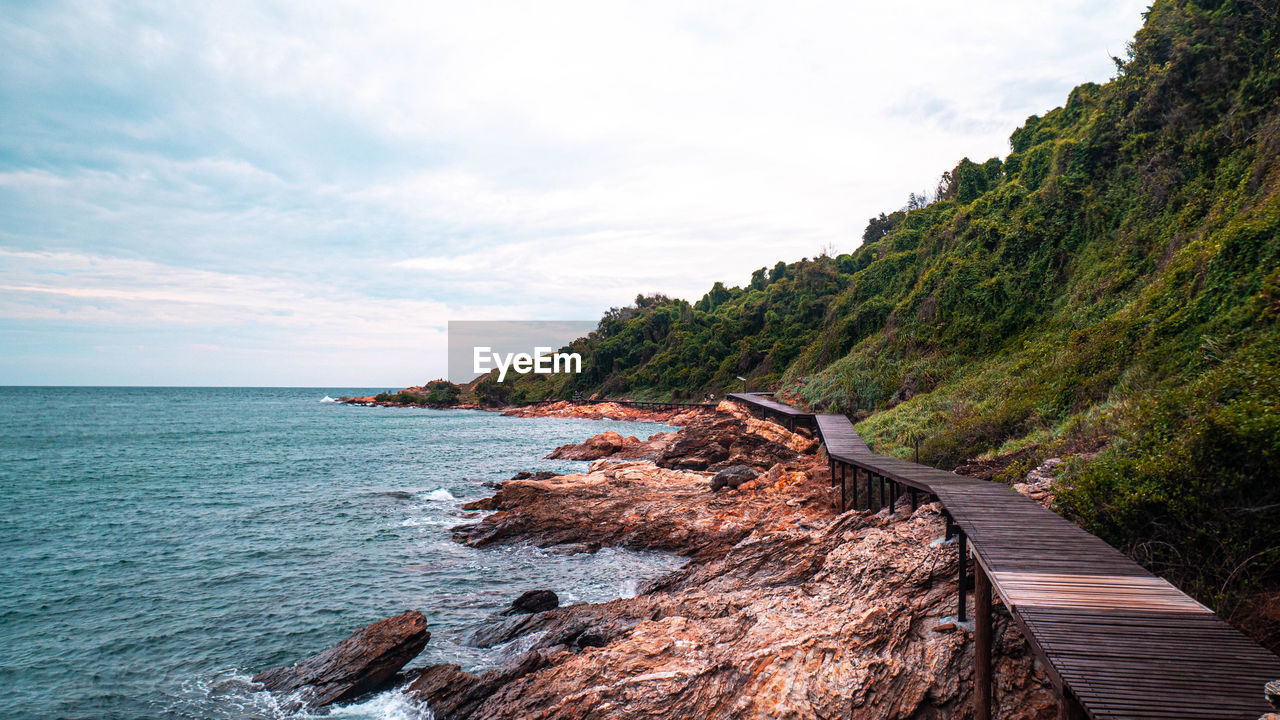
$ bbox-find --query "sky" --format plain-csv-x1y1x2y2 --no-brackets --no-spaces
0,0,1150,386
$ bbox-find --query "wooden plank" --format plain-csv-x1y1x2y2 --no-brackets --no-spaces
735,393,1280,717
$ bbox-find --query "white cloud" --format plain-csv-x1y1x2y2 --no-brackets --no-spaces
0,0,1151,384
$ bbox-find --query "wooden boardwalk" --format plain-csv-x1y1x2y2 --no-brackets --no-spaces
727,393,1280,719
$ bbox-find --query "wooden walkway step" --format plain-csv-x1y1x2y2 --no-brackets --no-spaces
725,393,1280,719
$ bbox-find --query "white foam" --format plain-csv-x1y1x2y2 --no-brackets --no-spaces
320,396,337,403
328,689,434,720
426,487,455,501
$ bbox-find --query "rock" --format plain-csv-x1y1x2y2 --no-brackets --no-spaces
710,464,758,491
1014,458,1062,508
1267,678,1280,708
545,430,670,461
658,407,817,471
418,500,1059,720
252,610,429,709
470,610,559,648
503,401,707,424
450,459,828,554
511,470,557,482
506,589,559,615
406,651,549,720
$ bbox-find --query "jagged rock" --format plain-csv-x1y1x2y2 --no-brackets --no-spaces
253,610,429,709
506,589,559,615
405,651,550,720
546,430,672,461
658,406,817,471
450,459,828,554
426,410,1057,720
710,464,758,491
503,400,706,424
470,609,558,648
466,472,560,510
422,492,1057,720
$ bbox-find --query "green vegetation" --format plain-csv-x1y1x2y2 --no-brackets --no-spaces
374,379,462,407
499,0,1280,645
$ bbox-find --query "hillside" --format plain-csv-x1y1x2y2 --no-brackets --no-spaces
496,0,1280,647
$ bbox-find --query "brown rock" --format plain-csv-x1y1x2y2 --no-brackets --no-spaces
658,406,817,471
418,500,1057,720
252,610,429,709
406,651,549,720
450,458,829,555
503,401,707,424
546,430,672,461
422,408,1056,720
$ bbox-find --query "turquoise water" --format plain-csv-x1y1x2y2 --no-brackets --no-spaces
0,387,681,720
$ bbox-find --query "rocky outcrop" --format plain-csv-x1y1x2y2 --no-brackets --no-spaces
657,402,818,471
540,402,817,473
451,459,831,555
504,400,707,424
418,494,1057,719
253,610,430,709
546,430,673,461
419,407,1059,720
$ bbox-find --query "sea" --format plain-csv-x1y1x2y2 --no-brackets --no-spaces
0,387,683,720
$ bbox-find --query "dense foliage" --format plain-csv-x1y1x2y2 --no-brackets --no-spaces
498,0,1280,644
374,379,461,407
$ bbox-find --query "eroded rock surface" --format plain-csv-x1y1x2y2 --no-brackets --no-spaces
450,459,829,555
421,492,1057,720
504,400,707,424
253,610,430,709
546,430,672,461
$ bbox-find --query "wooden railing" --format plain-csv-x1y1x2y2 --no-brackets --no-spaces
727,392,1280,720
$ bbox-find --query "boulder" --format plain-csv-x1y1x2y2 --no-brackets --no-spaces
710,464,758,491
506,589,559,615
252,610,429,709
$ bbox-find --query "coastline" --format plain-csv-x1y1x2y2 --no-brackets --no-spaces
338,393,709,425
258,401,1056,719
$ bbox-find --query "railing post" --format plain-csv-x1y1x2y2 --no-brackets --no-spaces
958,530,969,622
975,565,992,720
839,464,846,512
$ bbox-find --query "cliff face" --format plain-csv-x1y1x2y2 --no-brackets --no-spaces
414,410,1057,719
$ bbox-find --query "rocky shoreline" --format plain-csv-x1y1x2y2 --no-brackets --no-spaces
337,394,706,425
257,401,1057,719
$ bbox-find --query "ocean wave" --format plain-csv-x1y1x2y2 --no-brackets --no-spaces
320,396,337,403
425,488,455,501
329,689,434,720
175,670,433,720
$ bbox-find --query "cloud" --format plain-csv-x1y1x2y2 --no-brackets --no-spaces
0,0,1151,384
